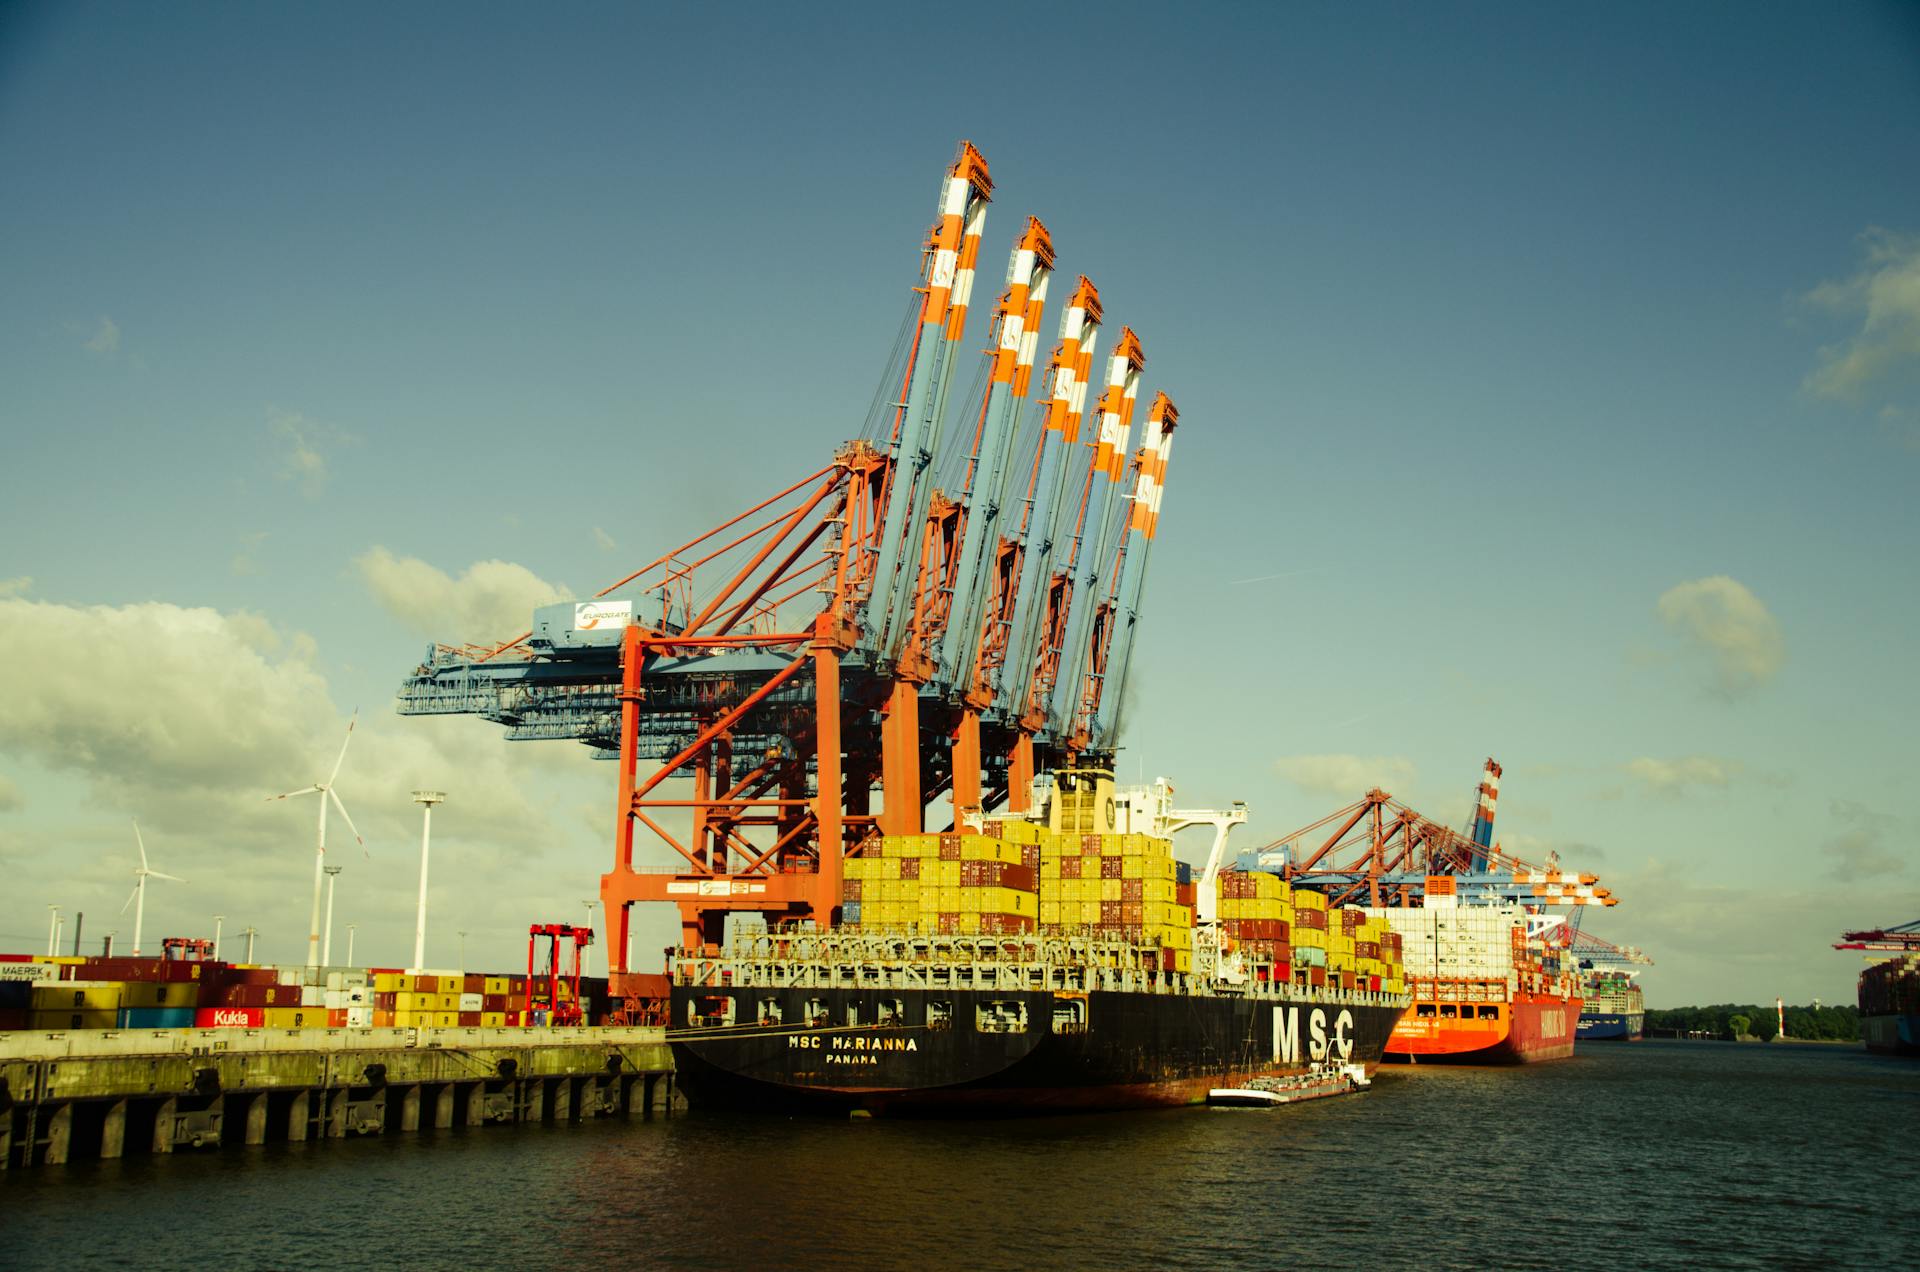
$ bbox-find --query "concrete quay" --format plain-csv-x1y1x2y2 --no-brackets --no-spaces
0,1025,676,1169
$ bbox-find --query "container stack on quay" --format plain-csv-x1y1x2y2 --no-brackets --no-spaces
0,953,613,1032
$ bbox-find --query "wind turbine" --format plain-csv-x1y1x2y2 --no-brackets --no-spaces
123,821,183,957
268,712,367,968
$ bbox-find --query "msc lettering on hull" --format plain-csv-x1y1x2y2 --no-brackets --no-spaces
1272,1006,1355,1063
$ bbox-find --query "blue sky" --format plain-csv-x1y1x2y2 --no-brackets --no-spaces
2,2,1916,1003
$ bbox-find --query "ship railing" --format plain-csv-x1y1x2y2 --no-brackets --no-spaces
671,931,1195,996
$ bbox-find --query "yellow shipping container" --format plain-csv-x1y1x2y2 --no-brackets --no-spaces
32,1009,117,1030
1040,900,1061,925
481,1012,506,1027
1293,888,1327,912
1100,878,1121,902
121,982,194,1008
373,972,403,993
32,983,125,1011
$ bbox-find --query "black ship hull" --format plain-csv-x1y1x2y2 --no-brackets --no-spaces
669,984,1406,1115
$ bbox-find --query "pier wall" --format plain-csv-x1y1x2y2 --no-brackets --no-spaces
0,1025,676,1169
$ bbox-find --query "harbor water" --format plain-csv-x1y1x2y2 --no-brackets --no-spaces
3,1039,1912,1269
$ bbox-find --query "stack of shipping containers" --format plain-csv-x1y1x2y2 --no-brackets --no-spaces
0,954,607,1031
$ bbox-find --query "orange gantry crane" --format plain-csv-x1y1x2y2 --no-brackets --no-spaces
396,143,1185,996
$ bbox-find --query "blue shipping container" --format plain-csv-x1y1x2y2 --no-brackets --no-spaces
117,1006,196,1029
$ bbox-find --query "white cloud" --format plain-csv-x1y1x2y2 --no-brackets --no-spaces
0,577,30,598
1804,227,1920,402
1823,800,1901,883
1273,754,1415,798
0,596,608,968
269,407,334,498
1656,576,1784,696
0,774,21,813
355,547,568,643
82,316,120,355
1610,858,1918,1006
593,527,616,551
1625,755,1740,797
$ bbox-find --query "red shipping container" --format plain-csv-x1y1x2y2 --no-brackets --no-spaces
1001,863,1036,892
900,857,921,880
374,991,397,1009
415,975,438,993
1101,857,1122,880
1176,882,1195,908
935,913,959,934
1022,845,1040,873
1082,835,1102,853
483,993,507,1012
196,1007,263,1028
458,1012,481,1027
327,1009,347,1028
212,985,271,1008
1122,879,1143,902
1122,903,1143,926
1100,901,1123,925
939,839,962,861
464,974,485,994
1060,857,1082,879
1308,967,1327,988
842,879,863,902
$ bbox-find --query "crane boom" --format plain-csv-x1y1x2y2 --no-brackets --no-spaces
1052,327,1144,735
1088,392,1176,744
998,276,1102,720
866,142,993,660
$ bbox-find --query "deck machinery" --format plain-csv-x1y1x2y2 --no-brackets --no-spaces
394,143,1184,999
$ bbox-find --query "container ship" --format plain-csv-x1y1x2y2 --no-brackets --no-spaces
1577,971,1645,1041
668,767,1412,1114
1361,882,1583,1064
1857,953,1919,1057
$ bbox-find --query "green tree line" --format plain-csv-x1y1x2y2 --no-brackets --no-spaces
1643,1002,1859,1042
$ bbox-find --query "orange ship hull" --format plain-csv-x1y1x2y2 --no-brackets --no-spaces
1386,991,1583,1064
